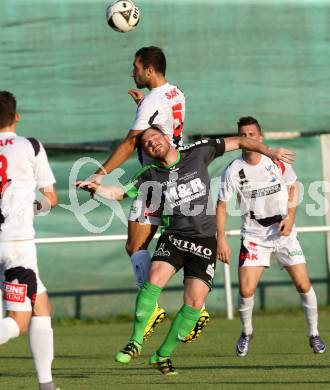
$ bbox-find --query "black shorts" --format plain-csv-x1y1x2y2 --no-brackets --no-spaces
151,233,217,290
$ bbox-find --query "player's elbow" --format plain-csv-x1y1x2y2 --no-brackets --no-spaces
51,194,58,208
44,192,58,208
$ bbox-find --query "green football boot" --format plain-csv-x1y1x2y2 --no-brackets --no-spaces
149,352,178,375
115,340,141,364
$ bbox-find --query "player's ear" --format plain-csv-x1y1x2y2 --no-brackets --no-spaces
15,112,21,123
146,66,154,78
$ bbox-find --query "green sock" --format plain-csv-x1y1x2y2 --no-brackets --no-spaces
131,281,162,345
157,304,200,357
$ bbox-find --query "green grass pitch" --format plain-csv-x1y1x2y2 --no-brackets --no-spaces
0,311,329,389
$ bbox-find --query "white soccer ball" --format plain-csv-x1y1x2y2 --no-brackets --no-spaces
106,1,140,33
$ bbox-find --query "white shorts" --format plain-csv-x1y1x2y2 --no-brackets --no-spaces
0,240,46,311
128,198,162,226
239,232,306,268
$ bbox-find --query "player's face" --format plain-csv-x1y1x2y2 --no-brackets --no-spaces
141,130,170,159
131,57,150,89
238,124,263,142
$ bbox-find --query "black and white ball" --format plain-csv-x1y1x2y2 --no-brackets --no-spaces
106,1,140,33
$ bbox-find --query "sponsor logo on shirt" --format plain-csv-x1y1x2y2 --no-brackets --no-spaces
243,184,281,198
165,178,206,207
265,164,279,182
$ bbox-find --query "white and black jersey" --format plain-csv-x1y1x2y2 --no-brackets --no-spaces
0,132,56,241
218,155,297,238
124,138,225,237
131,82,185,163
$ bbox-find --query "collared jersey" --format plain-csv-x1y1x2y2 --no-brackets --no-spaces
124,138,225,237
0,132,56,241
218,155,297,238
131,82,185,163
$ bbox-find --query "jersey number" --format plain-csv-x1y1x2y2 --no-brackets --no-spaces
172,103,183,137
0,155,8,193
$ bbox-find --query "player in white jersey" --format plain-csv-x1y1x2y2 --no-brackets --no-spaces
81,46,208,341
217,116,326,356
0,91,59,390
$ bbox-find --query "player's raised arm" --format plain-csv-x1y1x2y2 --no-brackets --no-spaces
128,89,145,105
223,136,295,164
94,129,142,178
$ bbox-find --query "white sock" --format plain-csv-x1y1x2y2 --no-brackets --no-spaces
130,250,151,289
300,287,319,336
0,317,20,344
238,294,254,335
29,316,54,384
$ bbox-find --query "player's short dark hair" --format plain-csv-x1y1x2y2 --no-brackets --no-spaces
135,46,166,75
0,91,17,128
140,125,165,142
237,116,262,134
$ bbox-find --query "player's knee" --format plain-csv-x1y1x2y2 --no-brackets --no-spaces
295,280,312,294
33,293,52,316
8,314,30,335
126,241,140,256
33,301,52,317
148,273,163,287
125,241,134,256
185,298,204,310
19,321,30,335
148,266,167,287
126,240,149,256
240,287,255,298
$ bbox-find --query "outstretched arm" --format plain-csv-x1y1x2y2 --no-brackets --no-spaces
75,181,125,201
224,136,295,164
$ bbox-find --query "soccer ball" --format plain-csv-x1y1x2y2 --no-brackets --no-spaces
106,1,140,33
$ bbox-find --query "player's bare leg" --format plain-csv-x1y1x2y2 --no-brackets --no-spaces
126,221,166,341
150,278,209,375
285,263,326,353
29,292,58,390
236,266,264,356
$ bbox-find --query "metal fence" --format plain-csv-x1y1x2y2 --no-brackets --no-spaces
37,226,330,319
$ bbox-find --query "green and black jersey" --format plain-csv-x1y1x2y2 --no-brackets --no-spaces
124,138,225,237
